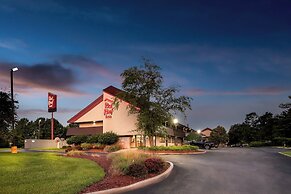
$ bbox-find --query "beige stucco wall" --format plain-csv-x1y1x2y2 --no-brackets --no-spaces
201,129,212,137
75,100,104,123
103,92,138,136
79,122,103,128
24,139,68,149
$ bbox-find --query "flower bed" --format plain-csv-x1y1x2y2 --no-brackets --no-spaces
68,151,169,193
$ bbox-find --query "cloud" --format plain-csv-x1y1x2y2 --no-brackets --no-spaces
185,86,290,96
0,38,27,50
0,62,82,95
57,55,120,81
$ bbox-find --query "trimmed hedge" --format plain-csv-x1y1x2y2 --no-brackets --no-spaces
249,141,272,147
140,145,199,151
67,132,119,146
104,144,122,152
66,135,88,145
273,137,291,147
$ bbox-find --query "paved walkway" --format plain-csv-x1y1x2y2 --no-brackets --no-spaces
127,147,291,194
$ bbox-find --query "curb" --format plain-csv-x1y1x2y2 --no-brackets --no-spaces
279,152,291,158
151,150,206,155
87,161,174,194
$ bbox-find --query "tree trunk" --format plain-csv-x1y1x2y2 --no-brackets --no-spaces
149,135,154,147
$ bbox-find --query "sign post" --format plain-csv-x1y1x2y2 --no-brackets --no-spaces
48,92,57,140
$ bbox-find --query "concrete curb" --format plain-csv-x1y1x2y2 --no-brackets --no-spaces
87,161,174,194
279,152,291,158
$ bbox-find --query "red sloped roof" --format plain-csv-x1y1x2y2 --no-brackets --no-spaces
103,85,123,96
201,127,212,132
67,95,103,123
67,86,123,124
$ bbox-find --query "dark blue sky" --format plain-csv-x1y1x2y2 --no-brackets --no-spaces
0,0,290,129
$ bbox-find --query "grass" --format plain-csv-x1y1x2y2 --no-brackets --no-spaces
279,151,291,157
108,150,151,174
27,147,66,152
0,152,105,194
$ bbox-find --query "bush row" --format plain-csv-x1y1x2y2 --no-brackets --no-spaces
249,138,291,147
108,151,165,177
140,145,199,151
273,137,291,147
249,141,272,147
66,132,119,145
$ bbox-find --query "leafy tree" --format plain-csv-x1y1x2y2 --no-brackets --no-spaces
0,91,18,146
209,126,228,146
116,59,192,146
228,124,244,145
256,112,274,141
185,131,202,142
279,96,291,109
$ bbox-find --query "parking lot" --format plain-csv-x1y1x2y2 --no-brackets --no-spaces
127,147,291,194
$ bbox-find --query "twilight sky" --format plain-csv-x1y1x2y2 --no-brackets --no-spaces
0,0,290,130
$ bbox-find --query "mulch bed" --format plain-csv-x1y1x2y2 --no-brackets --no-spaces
68,154,169,193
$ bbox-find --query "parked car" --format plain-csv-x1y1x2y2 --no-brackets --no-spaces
189,141,214,149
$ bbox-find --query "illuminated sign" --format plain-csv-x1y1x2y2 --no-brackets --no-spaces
48,92,57,112
104,98,113,118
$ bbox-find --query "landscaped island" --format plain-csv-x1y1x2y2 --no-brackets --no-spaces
0,152,105,194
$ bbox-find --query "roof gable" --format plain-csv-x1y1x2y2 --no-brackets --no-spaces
67,95,103,123
67,86,123,124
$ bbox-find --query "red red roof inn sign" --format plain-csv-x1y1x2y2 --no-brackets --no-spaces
48,92,57,140
48,92,57,112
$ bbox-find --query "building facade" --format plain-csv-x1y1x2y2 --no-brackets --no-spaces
67,86,187,148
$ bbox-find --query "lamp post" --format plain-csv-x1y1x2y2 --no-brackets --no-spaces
173,118,178,145
10,67,18,131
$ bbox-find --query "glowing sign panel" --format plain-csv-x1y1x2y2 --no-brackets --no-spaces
48,92,57,112
104,98,113,118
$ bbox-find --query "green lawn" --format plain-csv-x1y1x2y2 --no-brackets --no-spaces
0,152,105,194
27,147,66,152
280,151,291,157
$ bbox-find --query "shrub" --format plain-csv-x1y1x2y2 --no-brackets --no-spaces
104,144,122,152
87,134,101,144
273,137,291,147
98,132,119,145
249,141,272,147
81,143,93,150
141,145,199,151
66,150,87,156
126,163,148,177
144,157,164,173
108,150,150,175
65,146,73,152
66,135,88,145
92,143,106,149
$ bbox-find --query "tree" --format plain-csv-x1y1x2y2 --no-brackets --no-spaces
209,126,228,146
279,96,291,109
256,112,274,141
185,131,202,142
0,91,18,147
117,59,192,146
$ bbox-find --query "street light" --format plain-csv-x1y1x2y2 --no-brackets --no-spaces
173,118,178,124
10,67,18,131
197,130,201,134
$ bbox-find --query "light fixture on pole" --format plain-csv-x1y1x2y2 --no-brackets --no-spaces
173,118,178,125
197,130,201,134
10,67,18,131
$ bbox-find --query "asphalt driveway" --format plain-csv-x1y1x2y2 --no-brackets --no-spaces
127,147,291,194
